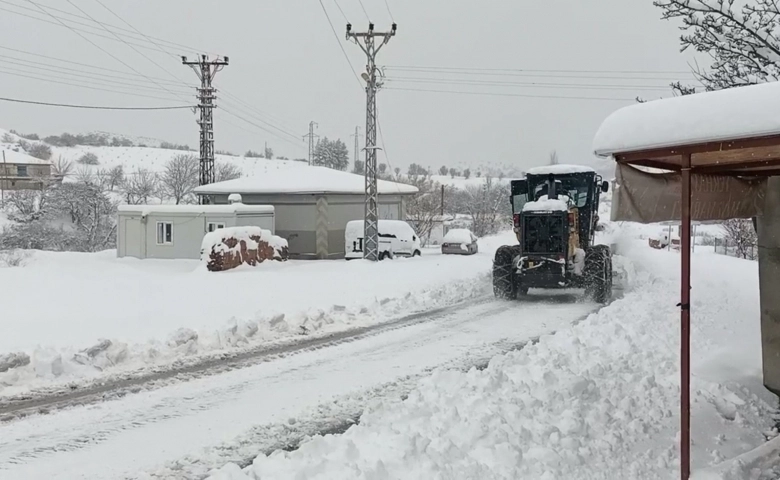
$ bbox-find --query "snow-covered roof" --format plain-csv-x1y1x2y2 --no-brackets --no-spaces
117,204,275,215
0,148,51,165
193,166,418,196
525,164,595,176
593,82,780,156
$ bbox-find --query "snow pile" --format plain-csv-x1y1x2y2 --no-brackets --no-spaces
209,244,777,480
0,233,513,396
442,229,473,245
522,195,570,212
201,226,288,262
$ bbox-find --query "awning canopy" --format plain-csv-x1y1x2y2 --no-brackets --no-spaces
593,82,780,176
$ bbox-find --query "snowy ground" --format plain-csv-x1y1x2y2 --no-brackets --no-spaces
207,236,779,480
0,235,514,397
0,290,600,480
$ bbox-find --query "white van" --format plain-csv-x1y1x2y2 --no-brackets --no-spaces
345,220,422,260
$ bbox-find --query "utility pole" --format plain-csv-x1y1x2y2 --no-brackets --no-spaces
351,126,362,168
303,121,319,165
182,54,228,202
347,22,397,261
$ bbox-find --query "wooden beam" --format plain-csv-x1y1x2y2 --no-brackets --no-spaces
612,133,780,164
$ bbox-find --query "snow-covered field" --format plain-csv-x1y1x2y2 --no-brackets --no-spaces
208,235,779,480
0,235,514,397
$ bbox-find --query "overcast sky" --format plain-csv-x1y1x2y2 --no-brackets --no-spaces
0,0,695,172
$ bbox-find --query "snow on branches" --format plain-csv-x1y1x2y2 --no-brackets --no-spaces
655,0,780,89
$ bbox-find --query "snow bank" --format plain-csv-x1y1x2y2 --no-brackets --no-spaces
209,241,776,480
593,81,780,156
442,228,473,245
0,233,513,396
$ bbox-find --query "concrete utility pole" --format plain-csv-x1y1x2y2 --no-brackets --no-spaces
347,22,397,261
182,54,228,200
351,126,362,168
303,121,319,165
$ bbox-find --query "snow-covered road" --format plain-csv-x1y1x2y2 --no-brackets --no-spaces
0,294,598,480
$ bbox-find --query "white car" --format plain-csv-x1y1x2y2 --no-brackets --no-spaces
441,228,479,255
345,220,422,260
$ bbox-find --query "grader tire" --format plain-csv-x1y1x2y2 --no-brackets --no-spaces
493,246,518,300
584,245,612,304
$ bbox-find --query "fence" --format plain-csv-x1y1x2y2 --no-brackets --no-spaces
711,238,758,261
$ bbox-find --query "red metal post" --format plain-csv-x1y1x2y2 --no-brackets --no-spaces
680,152,692,480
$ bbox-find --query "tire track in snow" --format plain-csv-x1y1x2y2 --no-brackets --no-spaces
0,301,521,468
0,295,502,421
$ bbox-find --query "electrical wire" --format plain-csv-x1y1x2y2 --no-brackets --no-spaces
383,0,395,22
356,0,370,21
220,98,302,143
382,67,693,82
220,107,305,148
384,86,637,102
63,0,191,101
384,76,675,92
384,65,694,75
0,0,214,56
0,69,188,102
0,96,192,110
318,0,363,89
333,0,349,22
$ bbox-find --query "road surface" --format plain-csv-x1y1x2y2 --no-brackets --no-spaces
0,294,599,480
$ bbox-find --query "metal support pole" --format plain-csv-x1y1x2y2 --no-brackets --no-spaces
347,22,397,262
303,121,319,166
440,184,445,217
680,152,692,480
182,54,228,203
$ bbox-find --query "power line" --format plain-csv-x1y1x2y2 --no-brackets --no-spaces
384,76,675,92
220,98,302,143
0,58,192,94
384,86,637,102
90,0,194,85
356,0,370,21
0,96,192,110
0,69,187,102
333,0,349,22
63,0,190,101
0,0,214,55
318,0,363,89
384,65,694,75
383,0,395,22
383,67,694,82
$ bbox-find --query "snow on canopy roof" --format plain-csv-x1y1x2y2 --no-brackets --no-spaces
525,164,595,176
117,204,274,215
593,82,780,157
193,165,418,196
0,148,51,165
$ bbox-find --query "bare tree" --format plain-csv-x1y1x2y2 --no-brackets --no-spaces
51,156,73,180
403,177,442,246
77,152,99,165
74,165,96,185
722,218,757,259
122,168,158,205
453,178,510,237
160,154,199,204
655,0,780,90
107,165,124,190
215,162,242,182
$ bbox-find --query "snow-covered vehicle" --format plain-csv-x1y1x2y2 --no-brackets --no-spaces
345,220,422,260
441,229,478,255
492,165,613,303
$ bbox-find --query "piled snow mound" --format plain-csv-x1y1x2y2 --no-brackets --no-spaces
442,229,473,244
522,195,570,212
202,226,289,271
209,247,777,480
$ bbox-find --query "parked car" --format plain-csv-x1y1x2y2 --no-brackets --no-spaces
345,220,422,260
441,229,479,255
